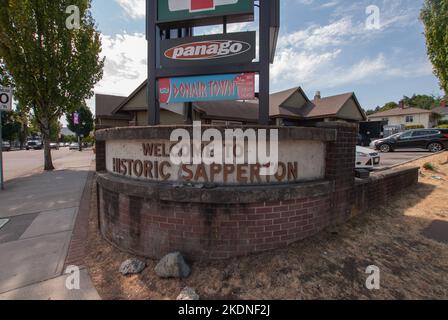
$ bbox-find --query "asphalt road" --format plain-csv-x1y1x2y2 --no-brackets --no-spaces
376,149,437,169
1,148,93,181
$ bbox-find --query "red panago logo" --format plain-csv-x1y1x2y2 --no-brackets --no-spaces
164,40,251,61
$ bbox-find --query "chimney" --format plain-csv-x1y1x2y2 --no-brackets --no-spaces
441,99,446,108
399,100,405,109
314,91,321,100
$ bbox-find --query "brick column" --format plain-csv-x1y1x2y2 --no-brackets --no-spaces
317,122,358,225
96,140,106,172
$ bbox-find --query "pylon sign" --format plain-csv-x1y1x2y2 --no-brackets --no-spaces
147,0,279,125
158,0,254,24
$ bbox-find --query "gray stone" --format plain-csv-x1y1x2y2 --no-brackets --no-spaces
155,252,191,278
177,287,199,301
119,258,146,275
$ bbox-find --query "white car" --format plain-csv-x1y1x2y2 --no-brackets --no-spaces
356,146,381,170
69,142,79,150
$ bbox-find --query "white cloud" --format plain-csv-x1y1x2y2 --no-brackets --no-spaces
95,33,147,96
116,0,145,19
96,1,431,103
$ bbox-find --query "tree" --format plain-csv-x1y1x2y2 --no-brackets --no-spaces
66,104,94,143
402,94,441,110
29,114,61,142
421,0,448,95
0,1,104,170
0,59,11,87
381,102,398,111
1,110,21,143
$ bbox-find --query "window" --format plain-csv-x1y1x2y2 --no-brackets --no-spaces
400,131,413,139
412,130,427,137
405,116,414,123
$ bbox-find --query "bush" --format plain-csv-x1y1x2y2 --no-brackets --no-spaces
423,162,436,171
405,124,425,130
436,124,448,129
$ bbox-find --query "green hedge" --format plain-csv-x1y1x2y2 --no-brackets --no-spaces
436,124,448,129
405,125,425,129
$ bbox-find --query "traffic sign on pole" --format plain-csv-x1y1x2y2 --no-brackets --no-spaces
0,86,13,111
0,87,13,190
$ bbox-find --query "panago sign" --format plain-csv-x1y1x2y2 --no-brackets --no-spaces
158,73,255,104
160,32,256,67
158,0,253,24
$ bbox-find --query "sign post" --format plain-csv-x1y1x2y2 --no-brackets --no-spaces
146,0,279,126
0,86,13,190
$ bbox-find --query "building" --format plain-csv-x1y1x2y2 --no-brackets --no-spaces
431,100,448,122
367,102,439,128
60,127,76,137
96,81,366,128
95,94,131,130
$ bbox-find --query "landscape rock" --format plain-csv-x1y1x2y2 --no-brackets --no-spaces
155,252,191,278
119,258,146,275
176,287,200,301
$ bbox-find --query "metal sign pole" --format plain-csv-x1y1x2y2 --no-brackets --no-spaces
0,109,4,190
147,0,160,126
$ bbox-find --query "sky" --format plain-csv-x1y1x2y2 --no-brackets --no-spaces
89,0,444,113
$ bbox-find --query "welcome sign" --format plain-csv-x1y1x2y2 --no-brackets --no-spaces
158,0,254,23
158,73,255,104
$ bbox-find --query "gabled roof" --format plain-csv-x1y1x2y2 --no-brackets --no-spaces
269,87,310,118
308,93,355,118
112,80,148,114
432,106,448,115
95,94,127,116
368,107,433,118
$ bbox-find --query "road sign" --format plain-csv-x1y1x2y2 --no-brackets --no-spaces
157,0,254,25
158,73,255,104
160,31,256,68
0,87,13,111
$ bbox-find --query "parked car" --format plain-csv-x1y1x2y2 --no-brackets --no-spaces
1,141,11,152
356,146,381,170
59,142,65,148
49,143,59,150
69,142,79,150
370,129,448,153
26,141,43,150
65,142,70,147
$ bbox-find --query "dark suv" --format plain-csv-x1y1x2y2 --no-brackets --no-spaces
370,129,448,153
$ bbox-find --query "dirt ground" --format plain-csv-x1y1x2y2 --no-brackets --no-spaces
85,152,448,300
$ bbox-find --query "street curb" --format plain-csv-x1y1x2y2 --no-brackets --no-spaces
64,164,95,269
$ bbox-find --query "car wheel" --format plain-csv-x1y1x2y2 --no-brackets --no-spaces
428,142,443,153
379,144,391,153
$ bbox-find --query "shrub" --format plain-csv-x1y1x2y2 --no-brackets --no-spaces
405,125,425,129
423,162,436,171
436,124,448,129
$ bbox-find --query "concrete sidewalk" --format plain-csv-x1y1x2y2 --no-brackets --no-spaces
0,152,100,300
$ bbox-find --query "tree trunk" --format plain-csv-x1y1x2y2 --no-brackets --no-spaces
43,138,54,171
41,118,54,171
